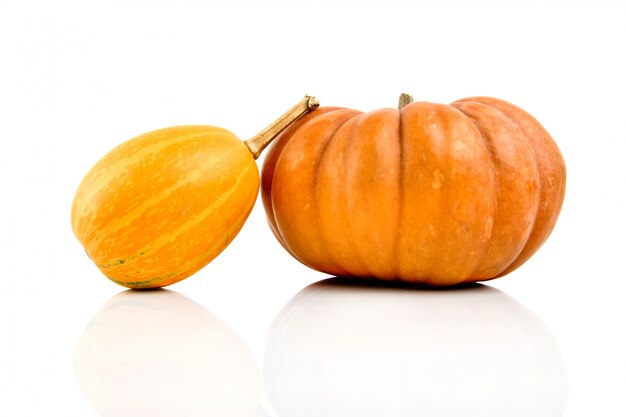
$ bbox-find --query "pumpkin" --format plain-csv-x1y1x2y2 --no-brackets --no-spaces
261,94,566,285
72,95,318,288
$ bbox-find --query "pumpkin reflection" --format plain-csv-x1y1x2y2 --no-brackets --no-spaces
74,289,261,417
264,279,568,417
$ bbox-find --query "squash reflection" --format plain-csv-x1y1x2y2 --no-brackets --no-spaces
264,278,568,417
74,289,261,417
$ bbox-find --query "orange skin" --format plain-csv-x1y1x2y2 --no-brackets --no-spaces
72,126,259,288
262,98,566,286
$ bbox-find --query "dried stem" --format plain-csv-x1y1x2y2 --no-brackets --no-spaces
398,93,414,110
244,95,319,159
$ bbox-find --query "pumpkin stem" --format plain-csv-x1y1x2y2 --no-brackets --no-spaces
398,93,414,110
244,95,319,159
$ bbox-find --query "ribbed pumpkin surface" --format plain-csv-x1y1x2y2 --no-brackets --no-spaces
261,97,566,285
72,126,259,288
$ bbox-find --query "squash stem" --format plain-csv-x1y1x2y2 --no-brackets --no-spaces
398,93,414,109
244,95,319,159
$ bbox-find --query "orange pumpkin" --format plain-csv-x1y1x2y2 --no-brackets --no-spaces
261,95,566,286
72,96,318,288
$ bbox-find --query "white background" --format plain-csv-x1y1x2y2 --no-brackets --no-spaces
1,0,625,416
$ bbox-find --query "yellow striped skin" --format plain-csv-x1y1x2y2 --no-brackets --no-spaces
71,126,259,289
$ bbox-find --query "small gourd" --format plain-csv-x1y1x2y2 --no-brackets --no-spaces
72,96,318,288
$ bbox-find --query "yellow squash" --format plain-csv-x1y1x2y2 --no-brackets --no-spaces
72,96,318,288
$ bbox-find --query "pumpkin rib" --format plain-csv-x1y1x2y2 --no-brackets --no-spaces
452,97,565,278
336,109,402,280
450,104,501,281
262,108,346,254
397,102,495,285
483,103,542,278
496,135,543,276
314,112,366,276
494,118,545,277
452,101,541,280
399,102,455,284
261,107,340,265
436,104,497,284
312,113,357,198
308,110,363,275
339,112,378,277
272,109,359,274
468,99,550,277
495,104,564,277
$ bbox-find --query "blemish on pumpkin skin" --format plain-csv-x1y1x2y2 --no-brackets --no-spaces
453,141,466,152
432,169,444,189
452,218,470,234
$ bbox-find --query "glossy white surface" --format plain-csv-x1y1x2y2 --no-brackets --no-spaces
1,1,625,416
265,280,567,417
75,290,261,417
